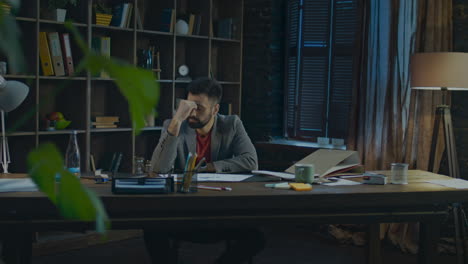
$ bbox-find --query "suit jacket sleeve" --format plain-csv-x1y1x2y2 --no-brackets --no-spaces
212,116,258,173
150,119,179,173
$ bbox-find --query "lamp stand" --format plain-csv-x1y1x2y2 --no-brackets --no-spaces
428,98,467,264
1,110,8,174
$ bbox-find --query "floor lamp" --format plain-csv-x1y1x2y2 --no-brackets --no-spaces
411,52,468,264
0,75,29,173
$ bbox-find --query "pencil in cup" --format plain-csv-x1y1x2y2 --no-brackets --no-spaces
180,171,197,193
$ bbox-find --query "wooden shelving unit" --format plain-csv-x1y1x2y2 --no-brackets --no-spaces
0,0,243,174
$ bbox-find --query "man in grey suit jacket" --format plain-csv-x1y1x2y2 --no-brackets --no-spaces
151,78,258,173
145,78,264,264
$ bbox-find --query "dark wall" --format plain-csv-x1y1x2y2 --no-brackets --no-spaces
242,0,285,142
452,0,468,179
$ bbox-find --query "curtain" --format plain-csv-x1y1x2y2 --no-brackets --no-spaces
347,0,452,254
348,0,417,170
404,0,453,172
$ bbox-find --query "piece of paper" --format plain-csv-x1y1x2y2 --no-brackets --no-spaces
285,149,361,177
197,173,253,182
426,179,468,189
321,179,362,186
0,178,38,192
252,170,295,180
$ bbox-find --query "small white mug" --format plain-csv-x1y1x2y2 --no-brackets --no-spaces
294,164,315,184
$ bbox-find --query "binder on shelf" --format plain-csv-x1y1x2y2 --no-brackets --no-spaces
38,32,54,76
60,33,74,76
47,32,65,76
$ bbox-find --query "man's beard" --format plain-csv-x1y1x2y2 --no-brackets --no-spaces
187,117,209,129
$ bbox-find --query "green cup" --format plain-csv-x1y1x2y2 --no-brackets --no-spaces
294,164,315,184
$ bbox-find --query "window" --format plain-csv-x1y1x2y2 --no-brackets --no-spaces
285,0,360,141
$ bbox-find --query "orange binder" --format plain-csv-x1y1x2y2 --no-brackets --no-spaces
47,32,65,76
60,33,74,76
38,32,54,76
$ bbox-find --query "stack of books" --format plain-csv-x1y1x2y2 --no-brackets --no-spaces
93,116,119,128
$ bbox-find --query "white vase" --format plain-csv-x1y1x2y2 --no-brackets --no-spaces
54,8,67,22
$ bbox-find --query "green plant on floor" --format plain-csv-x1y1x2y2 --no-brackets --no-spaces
0,0,160,234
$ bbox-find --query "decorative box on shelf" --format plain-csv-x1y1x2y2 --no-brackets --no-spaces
95,13,112,26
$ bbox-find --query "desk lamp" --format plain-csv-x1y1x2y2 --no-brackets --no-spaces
410,52,468,179
0,75,29,173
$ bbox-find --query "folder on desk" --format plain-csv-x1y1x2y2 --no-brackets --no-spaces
285,149,361,177
47,32,65,76
39,32,54,76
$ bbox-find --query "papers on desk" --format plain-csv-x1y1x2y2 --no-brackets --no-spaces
321,179,362,186
197,173,253,182
0,178,38,192
426,179,468,189
252,170,295,180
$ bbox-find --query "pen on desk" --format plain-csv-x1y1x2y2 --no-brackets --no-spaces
198,185,232,191
194,157,206,172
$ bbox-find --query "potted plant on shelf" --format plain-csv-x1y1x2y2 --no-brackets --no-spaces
48,0,77,22
94,1,112,26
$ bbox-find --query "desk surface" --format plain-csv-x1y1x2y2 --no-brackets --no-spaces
0,170,465,221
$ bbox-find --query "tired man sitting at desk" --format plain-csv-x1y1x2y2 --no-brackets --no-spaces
146,77,264,264
151,77,258,173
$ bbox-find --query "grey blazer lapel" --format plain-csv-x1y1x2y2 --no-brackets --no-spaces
211,115,221,161
184,123,197,155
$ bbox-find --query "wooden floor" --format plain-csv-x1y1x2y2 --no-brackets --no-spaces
32,226,457,264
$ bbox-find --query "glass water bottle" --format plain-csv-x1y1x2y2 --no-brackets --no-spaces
65,130,81,178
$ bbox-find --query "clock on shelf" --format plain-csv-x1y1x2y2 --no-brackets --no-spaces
176,64,192,81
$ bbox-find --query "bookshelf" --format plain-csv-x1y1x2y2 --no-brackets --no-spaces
0,0,244,174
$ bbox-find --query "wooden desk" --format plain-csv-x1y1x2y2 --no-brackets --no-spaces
0,170,465,264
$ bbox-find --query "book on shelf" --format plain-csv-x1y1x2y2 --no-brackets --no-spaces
136,6,143,29
94,116,120,123
94,124,118,128
125,3,133,28
91,37,111,78
47,32,65,76
160,8,175,32
216,18,239,39
219,103,233,115
110,4,123,27
60,33,74,76
39,32,54,76
194,15,202,35
187,14,195,35
110,3,133,28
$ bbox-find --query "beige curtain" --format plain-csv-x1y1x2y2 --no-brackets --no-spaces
404,0,453,172
347,0,452,254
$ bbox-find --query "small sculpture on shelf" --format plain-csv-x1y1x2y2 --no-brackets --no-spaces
45,111,71,131
47,0,77,22
93,1,113,26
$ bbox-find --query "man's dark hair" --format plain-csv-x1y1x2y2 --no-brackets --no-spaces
187,77,222,104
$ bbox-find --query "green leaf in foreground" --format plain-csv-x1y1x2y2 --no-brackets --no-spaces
83,54,160,133
28,143,110,233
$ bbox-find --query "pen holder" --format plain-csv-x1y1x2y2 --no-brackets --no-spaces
178,171,198,193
